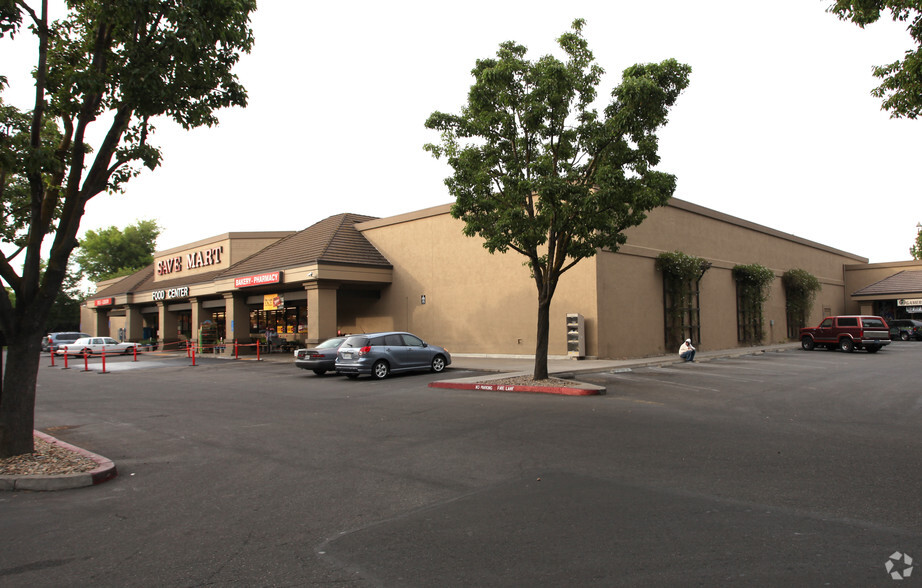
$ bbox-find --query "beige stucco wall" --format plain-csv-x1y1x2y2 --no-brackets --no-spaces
356,206,598,356
355,199,865,359
591,201,863,355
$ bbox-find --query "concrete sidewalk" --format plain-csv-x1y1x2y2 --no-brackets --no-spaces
427,342,801,396
448,341,801,376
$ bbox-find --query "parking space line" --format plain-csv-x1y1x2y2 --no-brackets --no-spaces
610,373,720,392
653,366,764,383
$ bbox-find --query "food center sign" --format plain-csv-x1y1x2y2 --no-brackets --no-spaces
234,271,281,288
152,286,190,301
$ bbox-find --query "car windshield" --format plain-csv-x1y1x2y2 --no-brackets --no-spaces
316,337,345,349
341,336,369,349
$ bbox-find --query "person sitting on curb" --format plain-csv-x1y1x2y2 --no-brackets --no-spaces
679,338,696,362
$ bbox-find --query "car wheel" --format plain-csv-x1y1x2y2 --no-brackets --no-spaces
866,345,881,353
839,338,854,353
312,369,327,376
345,373,359,380
900,331,910,341
372,360,390,380
801,336,815,351
430,355,446,373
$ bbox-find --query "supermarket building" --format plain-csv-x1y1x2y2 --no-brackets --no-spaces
83,198,922,358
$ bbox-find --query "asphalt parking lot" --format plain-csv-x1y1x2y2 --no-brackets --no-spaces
1,343,921,586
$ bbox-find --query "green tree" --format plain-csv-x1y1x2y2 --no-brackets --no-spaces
830,1,922,119
425,19,691,379
74,219,161,283
43,262,83,332
911,223,922,259
0,1,255,458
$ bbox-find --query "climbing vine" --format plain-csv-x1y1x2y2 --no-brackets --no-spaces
732,264,775,343
656,251,712,350
782,268,821,337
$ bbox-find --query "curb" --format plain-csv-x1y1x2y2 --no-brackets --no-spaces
0,430,118,492
429,379,603,396
429,372,605,396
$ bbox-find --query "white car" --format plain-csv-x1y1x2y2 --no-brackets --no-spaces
57,337,140,356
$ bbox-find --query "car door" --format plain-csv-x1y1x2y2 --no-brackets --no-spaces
100,337,120,352
382,334,411,370
399,333,429,369
815,318,834,343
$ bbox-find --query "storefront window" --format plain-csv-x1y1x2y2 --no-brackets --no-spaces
250,305,307,337
178,312,192,338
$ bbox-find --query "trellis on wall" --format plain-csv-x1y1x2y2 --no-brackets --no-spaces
732,264,775,343
655,251,712,351
782,268,821,338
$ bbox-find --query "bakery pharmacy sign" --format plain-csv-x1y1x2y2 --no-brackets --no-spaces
234,271,281,288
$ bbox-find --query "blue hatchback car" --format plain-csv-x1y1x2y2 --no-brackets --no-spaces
334,331,451,379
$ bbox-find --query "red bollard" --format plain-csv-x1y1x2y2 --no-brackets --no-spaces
133,345,138,362
100,347,108,374
62,351,69,370
191,343,197,367
49,351,55,367
234,339,239,360
256,340,261,361
83,349,90,372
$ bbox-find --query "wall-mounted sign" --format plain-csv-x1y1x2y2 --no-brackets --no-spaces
152,286,190,301
234,271,281,288
156,246,225,276
94,297,114,307
898,298,922,307
264,294,285,310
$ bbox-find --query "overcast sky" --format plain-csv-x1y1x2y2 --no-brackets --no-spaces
2,0,919,263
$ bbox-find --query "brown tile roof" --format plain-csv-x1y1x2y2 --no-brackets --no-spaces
90,214,392,297
223,213,391,277
852,270,922,296
95,265,155,297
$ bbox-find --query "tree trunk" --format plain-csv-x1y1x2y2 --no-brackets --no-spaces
533,294,551,380
0,334,42,458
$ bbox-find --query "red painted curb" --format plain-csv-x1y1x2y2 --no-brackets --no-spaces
33,430,118,487
429,381,601,396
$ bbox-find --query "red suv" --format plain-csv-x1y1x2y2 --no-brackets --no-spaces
800,315,890,353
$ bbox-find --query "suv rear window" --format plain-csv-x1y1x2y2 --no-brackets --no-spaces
341,336,369,348
861,318,886,328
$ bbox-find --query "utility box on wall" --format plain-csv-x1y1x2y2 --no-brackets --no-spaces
566,313,585,358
